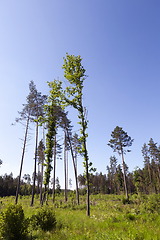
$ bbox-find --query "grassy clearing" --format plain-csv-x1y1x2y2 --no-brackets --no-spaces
0,193,160,239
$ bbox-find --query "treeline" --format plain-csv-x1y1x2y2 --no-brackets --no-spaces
0,173,62,198
0,173,32,197
78,138,160,195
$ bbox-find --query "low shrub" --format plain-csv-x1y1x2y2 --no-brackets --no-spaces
122,197,130,205
0,203,28,240
126,213,136,221
30,205,56,231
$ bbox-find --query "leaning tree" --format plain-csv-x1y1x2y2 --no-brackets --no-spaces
108,126,134,200
15,80,37,204
30,85,47,206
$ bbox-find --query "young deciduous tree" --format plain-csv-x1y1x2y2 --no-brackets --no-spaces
41,79,64,204
108,126,134,200
62,53,91,216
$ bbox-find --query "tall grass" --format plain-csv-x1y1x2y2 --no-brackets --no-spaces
0,193,160,239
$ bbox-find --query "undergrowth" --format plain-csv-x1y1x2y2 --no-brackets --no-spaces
0,193,160,239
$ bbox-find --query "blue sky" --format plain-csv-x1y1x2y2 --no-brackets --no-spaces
0,0,160,189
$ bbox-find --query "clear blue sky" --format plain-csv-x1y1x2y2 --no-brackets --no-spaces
0,0,160,189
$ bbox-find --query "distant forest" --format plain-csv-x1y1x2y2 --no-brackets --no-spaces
1,138,160,198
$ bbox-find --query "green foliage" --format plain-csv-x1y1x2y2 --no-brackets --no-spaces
62,53,91,181
144,194,160,213
108,126,134,155
43,104,55,187
55,177,61,195
126,213,136,221
122,197,130,205
0,203,28,240
42,79,64,191
2,194,160,239
30,205,56,231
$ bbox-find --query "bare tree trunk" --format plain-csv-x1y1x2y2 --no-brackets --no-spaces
64,132,67,202
47,184,49,201
121,148,128,200
52,134,56,203
31,119,38,206
155,157,160,192
40,124,45,203
74,138,77,172
37,163,40,197
15,112,30,204
147,157,154,193
66,146,68,190
65,127,79,205
81,112,90,216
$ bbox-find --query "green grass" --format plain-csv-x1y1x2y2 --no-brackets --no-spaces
1,193,160,239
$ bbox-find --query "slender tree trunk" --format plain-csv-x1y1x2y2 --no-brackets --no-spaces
81,112,90,216
47,184,49,201
40,124,45,203
15,112,30,204
147,158,154,193
74,139,77,172
155,157,160,192
121,148,128,200
31,118,38,206
66,146,68,190
65,127,79,205
40,160,43,203
52,134,56,203
64,132,67,202
37,163,40,197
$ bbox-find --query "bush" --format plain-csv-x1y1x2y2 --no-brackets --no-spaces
122,197,130,205
30,205,56,231
126,213,136,221
0,203,28,240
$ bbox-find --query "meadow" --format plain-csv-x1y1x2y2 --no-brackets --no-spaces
0,193,160,240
